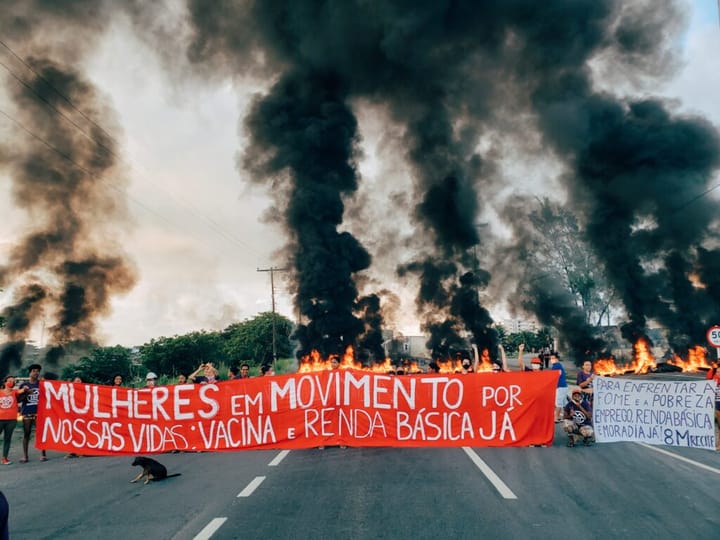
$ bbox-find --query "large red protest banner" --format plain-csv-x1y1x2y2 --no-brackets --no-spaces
37,369,559,454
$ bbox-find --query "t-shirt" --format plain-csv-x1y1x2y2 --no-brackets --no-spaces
552,362,567,387
577,370,593,388
0,391,19,421
564,399,592,427
19,380,40,416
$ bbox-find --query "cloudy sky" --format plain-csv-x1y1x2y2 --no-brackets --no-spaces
1,0,719,348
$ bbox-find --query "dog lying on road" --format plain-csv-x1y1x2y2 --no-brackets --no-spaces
131,456,182,485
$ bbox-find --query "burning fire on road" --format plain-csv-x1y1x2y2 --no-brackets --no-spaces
593,338,714,376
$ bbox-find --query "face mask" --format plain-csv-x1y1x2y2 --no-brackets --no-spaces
4,381,13,389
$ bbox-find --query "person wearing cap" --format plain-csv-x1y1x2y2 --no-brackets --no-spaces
563,386,593,447
144,372,158,388
517,344,542,372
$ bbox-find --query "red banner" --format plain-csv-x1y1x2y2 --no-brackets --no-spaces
37,369,559,454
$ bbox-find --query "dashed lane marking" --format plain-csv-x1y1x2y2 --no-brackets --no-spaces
237,475,266,497
636,443,720,475
269,450,290,467
194,517,227,540
462,447,518,499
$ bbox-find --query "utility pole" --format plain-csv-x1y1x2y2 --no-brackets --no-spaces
257,267,288,368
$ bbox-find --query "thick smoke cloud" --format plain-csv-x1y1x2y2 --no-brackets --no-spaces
181,0,720,361
6,1,716,369
0,2,136,374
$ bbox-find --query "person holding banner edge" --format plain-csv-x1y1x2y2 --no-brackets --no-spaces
706,363,720,450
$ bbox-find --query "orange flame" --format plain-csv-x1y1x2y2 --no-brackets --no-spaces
593,339,712,376
297,345,422,374
297,347,496,374
668,346,712,372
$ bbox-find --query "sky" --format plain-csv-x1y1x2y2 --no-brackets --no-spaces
1,0,719,349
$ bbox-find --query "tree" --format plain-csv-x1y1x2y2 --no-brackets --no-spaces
222,312,293,365
529,198,615,326
61,346,133,384
501,328,554,354
140,331,227,377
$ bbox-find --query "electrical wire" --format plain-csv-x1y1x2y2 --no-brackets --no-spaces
0,39,267,259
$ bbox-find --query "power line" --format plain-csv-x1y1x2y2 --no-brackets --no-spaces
0,107,268,267
0,39,120,148
0,38,265,258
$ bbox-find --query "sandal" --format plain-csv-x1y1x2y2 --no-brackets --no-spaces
40,456,48,462
19,458,28,463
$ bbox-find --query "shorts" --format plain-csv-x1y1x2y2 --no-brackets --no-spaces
556,387,567,408
21,414,37,421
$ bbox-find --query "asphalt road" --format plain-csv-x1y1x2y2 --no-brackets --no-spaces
2,422,719,540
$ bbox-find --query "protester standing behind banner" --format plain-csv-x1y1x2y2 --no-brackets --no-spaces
576,360,595,403
706,364,720,450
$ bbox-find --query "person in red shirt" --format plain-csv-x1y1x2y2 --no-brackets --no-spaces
0,375,25,465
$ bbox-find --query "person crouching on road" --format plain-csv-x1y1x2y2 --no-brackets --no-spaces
563,387,594,447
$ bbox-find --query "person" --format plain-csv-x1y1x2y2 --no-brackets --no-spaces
329,357,340,370
228,366,242,380
427,361,440,374
492,344,509,372
563,386,594,447
541,346,551,370
240,363,251,378
18,363,47,463
177,373,188,384
0,490,8,540
550,353,568,422
0,376,21,465
461,357,474,374
112,374,123,387
144,372,158,388
189,363,218,384
576,360,595,402
260,364,275,376
706,363,720,450
517,344,542,372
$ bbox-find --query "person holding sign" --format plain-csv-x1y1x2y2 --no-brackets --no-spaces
563,387,594,447
576,360,595,403
706,363,720,450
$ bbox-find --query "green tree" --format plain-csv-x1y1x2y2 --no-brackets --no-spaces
502,327,554,354
140,331,226,377
529,198,615,326
222,312,293,365
61,346,133,384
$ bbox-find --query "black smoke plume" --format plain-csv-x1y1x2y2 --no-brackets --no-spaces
180,0,719,359
0,6,136,373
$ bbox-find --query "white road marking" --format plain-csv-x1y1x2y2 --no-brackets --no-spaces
269,449,290,467
194,517,227,540
636,443,720,475
237,475,266,497
462,447,518,499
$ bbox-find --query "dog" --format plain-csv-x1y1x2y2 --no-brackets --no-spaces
130,456,181,485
